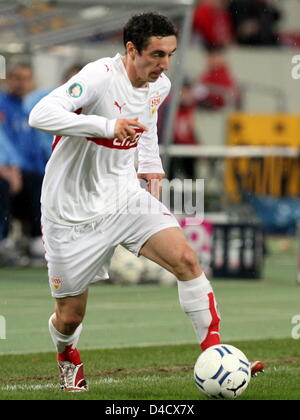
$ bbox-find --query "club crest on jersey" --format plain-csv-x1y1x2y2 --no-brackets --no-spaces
150,94,161,116
67,83,84,98
51,277,63,291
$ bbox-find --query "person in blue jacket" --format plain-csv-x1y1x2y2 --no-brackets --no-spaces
0,62,47,260
0,126,22,240
24,87,53,162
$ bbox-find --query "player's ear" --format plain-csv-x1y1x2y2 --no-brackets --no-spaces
126,42,136,60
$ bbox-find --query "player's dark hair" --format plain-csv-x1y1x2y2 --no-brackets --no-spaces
123,12,178,54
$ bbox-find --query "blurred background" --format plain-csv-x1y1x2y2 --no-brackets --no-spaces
0,0,299,287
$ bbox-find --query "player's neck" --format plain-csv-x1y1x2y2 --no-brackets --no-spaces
121,56,148,89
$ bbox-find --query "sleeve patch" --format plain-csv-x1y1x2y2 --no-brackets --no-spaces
67,82,84,99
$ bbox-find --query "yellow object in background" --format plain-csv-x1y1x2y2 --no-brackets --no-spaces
228,113,300,147
226,113,300,201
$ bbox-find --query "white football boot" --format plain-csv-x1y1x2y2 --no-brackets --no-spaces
58,361,88,392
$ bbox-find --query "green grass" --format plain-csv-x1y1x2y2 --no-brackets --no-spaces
0,238,299,400
0,245,298,354
0,338,299,400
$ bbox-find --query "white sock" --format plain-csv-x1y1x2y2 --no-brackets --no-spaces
177,273,221,351
48,314,83,354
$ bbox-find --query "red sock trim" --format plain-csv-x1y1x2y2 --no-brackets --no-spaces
57,345,82,365
201,292,221,352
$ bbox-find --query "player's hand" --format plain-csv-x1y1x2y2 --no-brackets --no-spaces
114,117,148,140
137,173,165,200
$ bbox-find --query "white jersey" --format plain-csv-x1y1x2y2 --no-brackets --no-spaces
29,53,171,225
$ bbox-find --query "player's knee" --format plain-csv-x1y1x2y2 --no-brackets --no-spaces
56,312,83,331
173,246,199,279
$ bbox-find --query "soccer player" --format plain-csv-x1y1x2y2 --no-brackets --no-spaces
29,12,263,392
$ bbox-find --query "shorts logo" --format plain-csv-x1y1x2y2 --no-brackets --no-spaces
51,277,63,291
67,83,83,98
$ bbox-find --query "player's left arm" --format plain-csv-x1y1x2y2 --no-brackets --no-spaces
137,173,164,200
137,78,171,200
137,112,165,200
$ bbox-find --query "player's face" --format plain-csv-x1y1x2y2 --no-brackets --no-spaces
134,36,177,86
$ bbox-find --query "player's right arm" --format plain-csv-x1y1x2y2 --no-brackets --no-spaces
29,61,146,140
29,61,116,139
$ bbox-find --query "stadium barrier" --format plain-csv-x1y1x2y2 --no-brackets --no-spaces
211,222,264,280
179,217,265,280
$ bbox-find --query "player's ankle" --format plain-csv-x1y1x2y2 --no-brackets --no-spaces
57,345,82,365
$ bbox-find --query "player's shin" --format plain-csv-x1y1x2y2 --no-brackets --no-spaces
177,273,221,352
49,314,83,364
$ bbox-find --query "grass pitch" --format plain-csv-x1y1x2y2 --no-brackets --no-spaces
0,238,299,400
0,338,299,400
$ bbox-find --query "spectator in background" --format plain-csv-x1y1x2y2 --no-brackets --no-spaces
193,47,241,110
0,62,45,262
229,0,282,46
0,126,21,235
25,63,84,111
193,0,234,48
61,64,85,85
24,85,54,162
0,126,24,265
169,80,199,180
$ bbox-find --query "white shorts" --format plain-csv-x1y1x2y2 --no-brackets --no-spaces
42,190,179,298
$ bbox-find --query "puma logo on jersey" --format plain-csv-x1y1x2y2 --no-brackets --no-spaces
114,101,126,113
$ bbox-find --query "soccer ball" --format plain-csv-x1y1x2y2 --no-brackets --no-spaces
194,344,251,399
